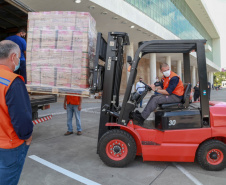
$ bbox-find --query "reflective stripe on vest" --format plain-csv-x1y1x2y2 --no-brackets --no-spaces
162,71,184,96
0,77,10,86
0,66,25,149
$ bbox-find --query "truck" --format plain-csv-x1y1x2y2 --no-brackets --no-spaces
30,94,57,122
0,2,58,124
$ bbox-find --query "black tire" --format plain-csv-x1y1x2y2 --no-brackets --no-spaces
98,129,137,167
197,140,226,171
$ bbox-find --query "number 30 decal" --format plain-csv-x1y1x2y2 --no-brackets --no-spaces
169,120,176,126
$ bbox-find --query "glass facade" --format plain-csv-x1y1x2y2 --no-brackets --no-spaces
125,0,213,61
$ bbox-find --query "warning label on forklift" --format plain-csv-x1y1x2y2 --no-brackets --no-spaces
110,41,115,46
107,58,112,70
203,90,206,95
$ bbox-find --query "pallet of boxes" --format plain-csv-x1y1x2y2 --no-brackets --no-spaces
26,11,97,97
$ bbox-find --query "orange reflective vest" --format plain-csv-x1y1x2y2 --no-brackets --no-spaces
66,95,81,105
162,71,184,96
0,65,25,149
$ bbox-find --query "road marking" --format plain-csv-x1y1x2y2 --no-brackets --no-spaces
29,155,101,185
173,163,203,185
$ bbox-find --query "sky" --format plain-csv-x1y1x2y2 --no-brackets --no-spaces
204,0,226,68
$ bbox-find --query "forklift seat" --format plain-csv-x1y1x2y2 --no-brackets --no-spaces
159,83,191,109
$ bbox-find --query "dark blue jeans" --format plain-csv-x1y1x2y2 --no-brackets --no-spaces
0,142,30,185
67,104,82,132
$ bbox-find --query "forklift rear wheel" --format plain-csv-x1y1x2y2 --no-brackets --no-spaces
197,140,226,171
98,129,137,167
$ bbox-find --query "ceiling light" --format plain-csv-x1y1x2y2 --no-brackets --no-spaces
121,21,127,24
130,25,135,28
89,5,95,9
143,32,148,34
75,0,81,3
101,11,108,15
137,28,142,31
112,17,118,20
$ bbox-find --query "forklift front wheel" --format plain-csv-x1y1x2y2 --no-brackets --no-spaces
197,140,226,171
98,129,137,167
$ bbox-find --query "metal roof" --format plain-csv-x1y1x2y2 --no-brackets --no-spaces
0,0,27,31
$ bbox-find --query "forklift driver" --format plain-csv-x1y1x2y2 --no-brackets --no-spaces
132,63,184,124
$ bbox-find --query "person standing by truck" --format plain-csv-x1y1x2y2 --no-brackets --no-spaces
5,28,27,83
64,95,82,135
0,40,33,185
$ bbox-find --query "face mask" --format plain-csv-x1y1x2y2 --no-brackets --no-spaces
20,33,26,38
140,80,142,82
13,55,20,71
163,70,170,77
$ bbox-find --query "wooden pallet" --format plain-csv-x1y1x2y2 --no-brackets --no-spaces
26,85,90,97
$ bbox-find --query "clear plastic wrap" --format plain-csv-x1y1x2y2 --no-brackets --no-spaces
26,11,97,96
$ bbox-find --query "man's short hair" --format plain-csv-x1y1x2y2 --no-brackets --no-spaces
160,63,169,70
17,28,26,34
139,77,142,80
0,40,19,60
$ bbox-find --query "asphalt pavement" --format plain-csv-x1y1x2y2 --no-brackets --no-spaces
18,88,226,185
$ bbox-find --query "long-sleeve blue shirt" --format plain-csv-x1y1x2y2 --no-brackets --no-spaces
5,35,26,61
5,77,33,140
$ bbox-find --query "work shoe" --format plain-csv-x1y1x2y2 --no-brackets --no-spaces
130,111,145,125
77,131,82,135
64,131,73,136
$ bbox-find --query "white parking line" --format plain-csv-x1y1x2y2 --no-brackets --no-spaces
173,163,203,185
29,155,101,185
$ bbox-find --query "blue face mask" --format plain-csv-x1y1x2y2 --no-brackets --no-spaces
14,56,20,71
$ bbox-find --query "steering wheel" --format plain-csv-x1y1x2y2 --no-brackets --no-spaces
141,81,152,91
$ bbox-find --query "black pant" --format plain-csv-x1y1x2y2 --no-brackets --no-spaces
194,93,199,101
208,89,211,100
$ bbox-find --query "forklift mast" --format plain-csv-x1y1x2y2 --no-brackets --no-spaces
91,32,129,141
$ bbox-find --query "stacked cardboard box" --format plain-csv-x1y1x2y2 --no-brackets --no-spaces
26,11,97,96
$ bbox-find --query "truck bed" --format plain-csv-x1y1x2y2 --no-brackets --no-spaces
30,94,57,120
30,94,57,106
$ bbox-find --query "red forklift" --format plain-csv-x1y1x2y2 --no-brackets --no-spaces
90,32,226,171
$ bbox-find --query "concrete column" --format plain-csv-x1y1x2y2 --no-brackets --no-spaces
182,70,184,83
196,69,199,83
208,72,214,86
177,60,182,78
192,66,196,86
211,72,214,85
156,62,161,79
126,42,134,82
208,72,212,83
150,53,156,84
126,42,135,92
166,56,171,69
